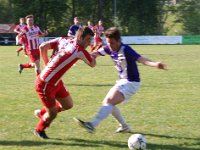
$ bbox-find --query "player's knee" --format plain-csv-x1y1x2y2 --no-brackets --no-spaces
39,42,46,50
49,112,57,121
103,98,115,105
62,103,73,110
103,98,110,105
49,109,58,118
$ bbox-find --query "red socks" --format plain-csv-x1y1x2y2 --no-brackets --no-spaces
97,44,103,50
36,119,50,132
91,46,96,52
39,102,62,116
16,47,23,53
21,63,33,68
36,102,62,132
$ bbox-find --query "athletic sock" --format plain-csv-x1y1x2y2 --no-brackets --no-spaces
112,106,127,127
36,69,40,76
40,108,46,116
16,47,23,52
91,46,96,52
23,48,27,55
36,102,62,132
21,63,33,68
40,101,62,117
97,44,103,50
91,104,113,127
36,118,50,132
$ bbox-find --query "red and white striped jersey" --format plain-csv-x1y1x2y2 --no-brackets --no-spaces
14,24,26,33
40,38,93,85
20,25,42,50
94,25,104,38
49,37,70,58
87,25,94,31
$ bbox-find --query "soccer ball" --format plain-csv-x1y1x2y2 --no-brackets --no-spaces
128,134,146,150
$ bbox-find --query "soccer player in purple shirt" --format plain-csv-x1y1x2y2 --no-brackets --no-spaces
75,27,167,133
67,17,81,37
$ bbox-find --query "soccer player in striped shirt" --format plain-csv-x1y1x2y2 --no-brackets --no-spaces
75,27,168,133
33,26,96,139
91,20,104,52
14,17,27,56
18,15,48,75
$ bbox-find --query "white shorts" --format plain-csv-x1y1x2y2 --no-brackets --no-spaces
16,35,19,45
112,79,141,102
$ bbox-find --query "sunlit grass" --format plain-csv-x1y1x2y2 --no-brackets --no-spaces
0,45,199,150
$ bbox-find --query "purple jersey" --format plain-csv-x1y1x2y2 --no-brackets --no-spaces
98,43,141,82
68,24,80,36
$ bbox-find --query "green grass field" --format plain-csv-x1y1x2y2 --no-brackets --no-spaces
0,45,200,150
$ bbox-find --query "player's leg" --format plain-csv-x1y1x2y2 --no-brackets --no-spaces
99,82,131,132
22,44,28,56
16,35,24,56
34,101,62,119
55,81,73,111
91,39,97,52
34,59,41,75
18,63,34,74
90,88,124,127
112,106,132,133
56,96,73,111
31,49,41,75
34,105,57,139
75,87,124,133
35,81,72,119
16,46,24,56
111,81,140,132
34,79,58,139
96,38,103,50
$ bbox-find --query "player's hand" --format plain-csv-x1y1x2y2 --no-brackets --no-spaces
44,30,48,36
90,53,97,59
157,62,168,70
90,51,99,59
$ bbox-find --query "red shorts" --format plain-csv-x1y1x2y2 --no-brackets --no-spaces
19,36,26,45
35,77,70,108
27,49,40,63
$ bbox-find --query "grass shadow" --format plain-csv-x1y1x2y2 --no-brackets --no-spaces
0,136,199,150
0,138,126,148
140,132,200,150
67,83,112,87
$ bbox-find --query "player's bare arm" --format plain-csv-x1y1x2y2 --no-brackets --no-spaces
90,51,100,59
39,30,48,37
137,56,168,70
79,54,96,68
39,42,51,66
14,28,20,34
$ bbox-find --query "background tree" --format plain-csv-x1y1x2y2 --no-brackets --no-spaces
1,0,199,36
177,0,200,35
0,0,14,23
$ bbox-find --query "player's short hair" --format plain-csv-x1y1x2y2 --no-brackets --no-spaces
25,15,34,21
74,17,79,20
19,18,24,22
76,26,94,39
104,27,121,41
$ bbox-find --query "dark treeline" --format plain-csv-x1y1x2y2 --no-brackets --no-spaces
0,0,199,36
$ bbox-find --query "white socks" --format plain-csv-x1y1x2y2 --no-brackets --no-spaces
111,106,127,127
91,104,113,127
